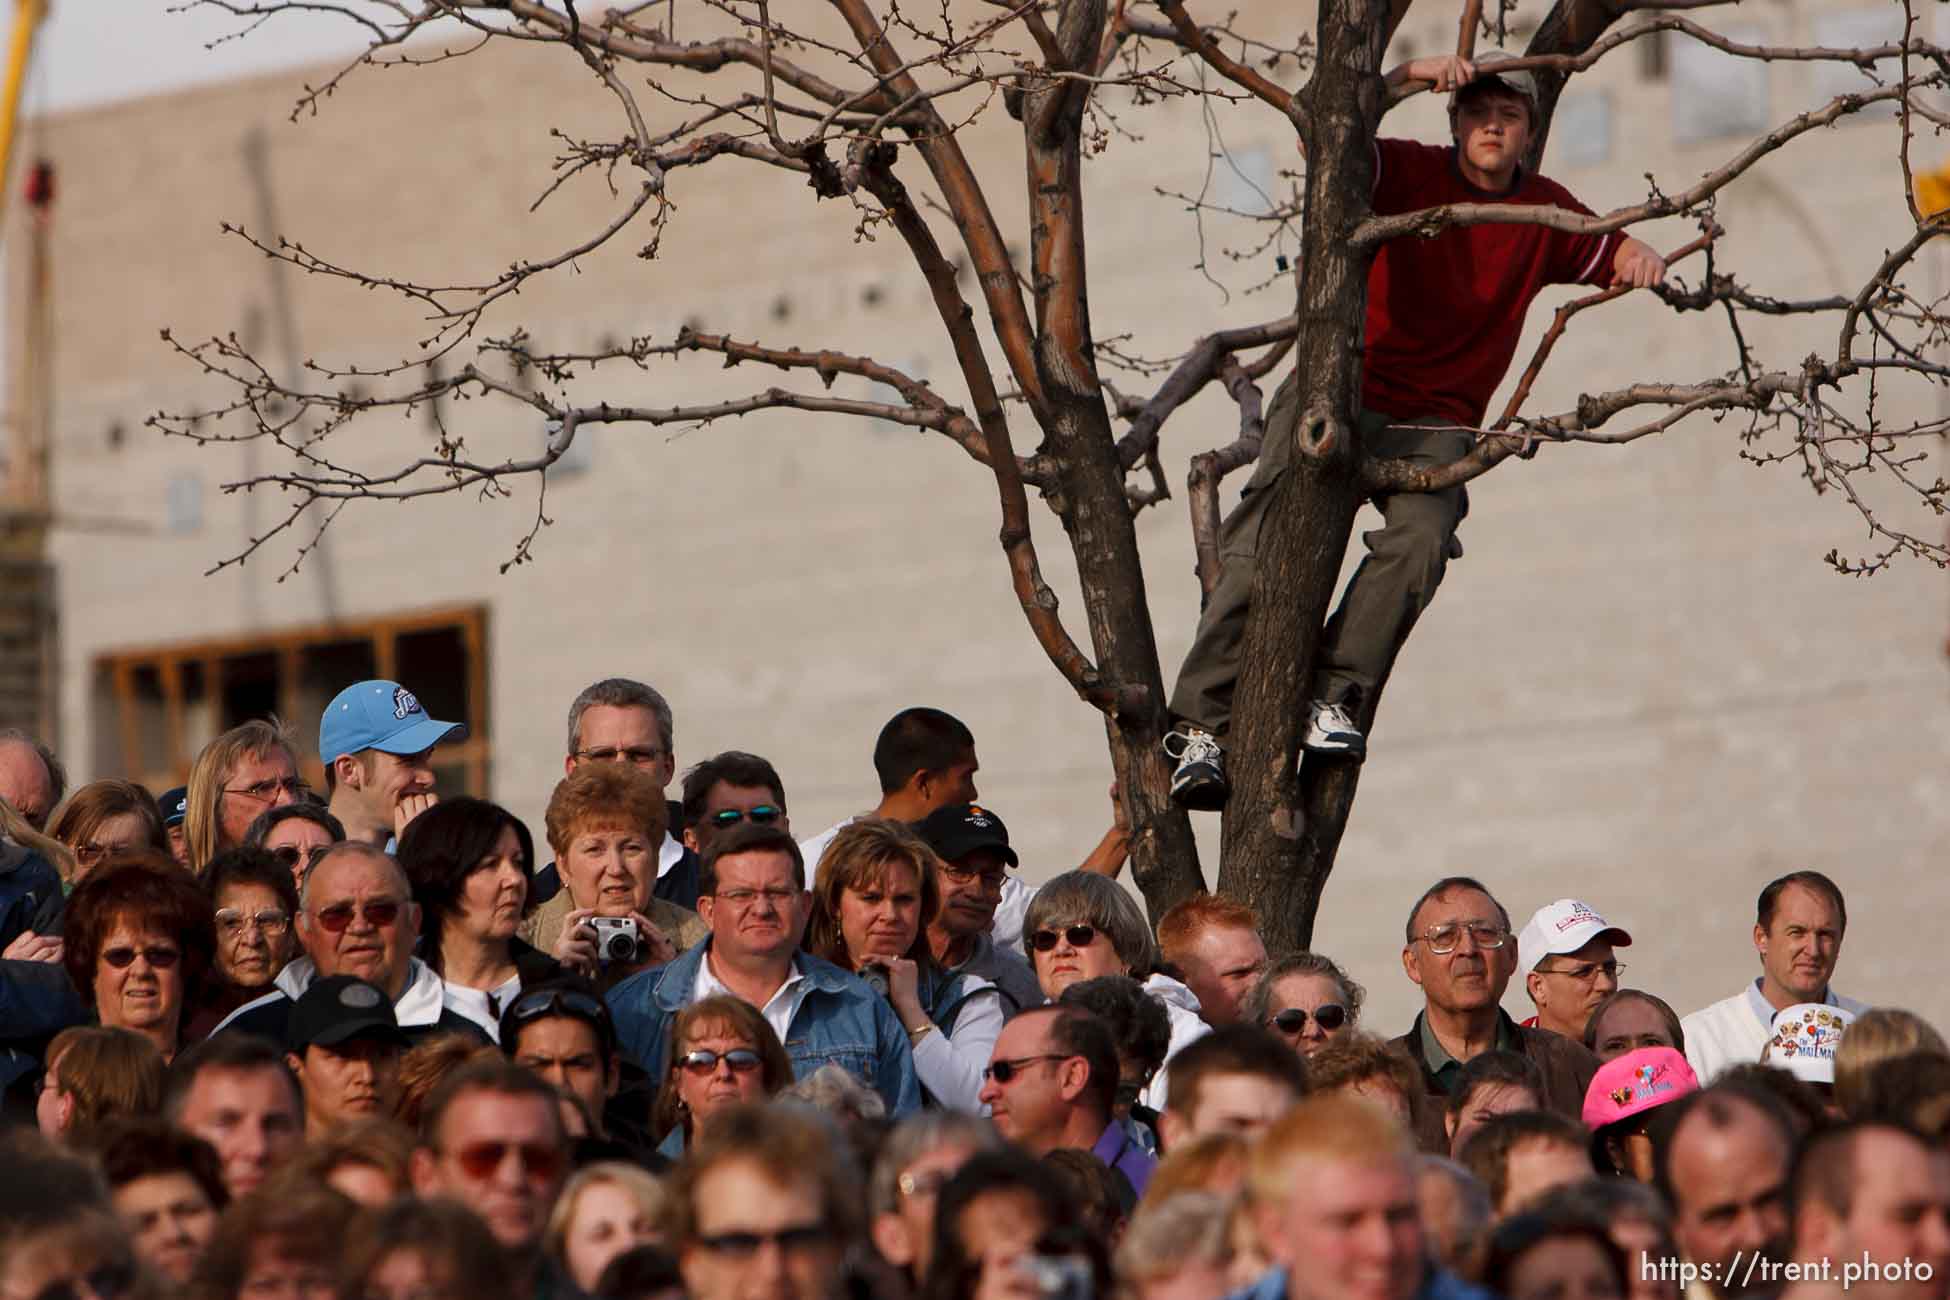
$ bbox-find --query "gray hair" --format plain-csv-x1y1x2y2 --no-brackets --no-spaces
782,1064,885,1124
0,728,65,808
1243,952,1367,1028
566,678,674,757
1115,1192,1233,1285
868,1111,1003,1218
298,840,407,909
1024,870,1156,974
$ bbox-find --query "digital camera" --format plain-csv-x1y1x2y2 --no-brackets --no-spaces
588,916,643,965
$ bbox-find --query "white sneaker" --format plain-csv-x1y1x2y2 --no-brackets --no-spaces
1303,701,1366,757
1163,727,1231,810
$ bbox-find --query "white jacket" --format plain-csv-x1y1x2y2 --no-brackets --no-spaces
211,955,470,1036
1142,972,1212,1112
1681,979,1869,1083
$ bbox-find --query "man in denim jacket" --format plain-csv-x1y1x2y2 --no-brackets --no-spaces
606,823,921,1116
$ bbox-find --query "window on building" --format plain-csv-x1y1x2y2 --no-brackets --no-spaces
1671,24,1769,145
93,605,490,798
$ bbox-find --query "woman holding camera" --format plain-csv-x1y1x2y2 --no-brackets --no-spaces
397,796,564,1037
804,818,1005,1111
521,764,709,993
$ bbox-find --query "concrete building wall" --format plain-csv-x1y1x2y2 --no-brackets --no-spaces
28,1,1950,1034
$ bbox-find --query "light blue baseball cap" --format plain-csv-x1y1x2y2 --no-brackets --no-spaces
320,680,467,765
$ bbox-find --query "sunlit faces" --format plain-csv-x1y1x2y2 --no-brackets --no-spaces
288,1037,402,1134
111,1172,217,1285
300,850,419,997
562,823,656,918
563,1180,662,1295
679,1159,840,1300
1029,922,1128,999
570,705,675,791
933,849,1009,939
173,1065,303,1198
1666,1097,1790,1295
1176,925,1267,1026
452,824,528,943
95,919,184,1041
698,851,807,966
70,812,153,879
1168,1072,1300,1144
685,782,789,859
214,880,293,991
871,1141,984,1277
1254,1154,1423,1300
513,1017,617,1134
0,740,53,830
261,818,335,887
1756,883,1844,1006
1402,887,1514,1015
1589,998,1677,1064
410,1089,566,1251
1266,972,1355,1056
1497,1139,1594,1217
675,1028,769,1136
838,861,923,963
220,748,302,847
1450,91,1533,191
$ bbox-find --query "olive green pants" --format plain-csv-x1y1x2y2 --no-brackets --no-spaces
1167,373,1471,737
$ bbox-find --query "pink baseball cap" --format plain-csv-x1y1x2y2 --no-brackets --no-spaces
1582,1047,1700,1132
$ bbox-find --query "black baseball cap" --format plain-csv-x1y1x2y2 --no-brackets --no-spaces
159,787,188,829
916,803,1019,869
288,976,407,1052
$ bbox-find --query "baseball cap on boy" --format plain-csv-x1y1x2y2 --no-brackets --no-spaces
1518,899,1633,977
320,680,466,766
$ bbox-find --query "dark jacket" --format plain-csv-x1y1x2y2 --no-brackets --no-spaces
0,841,62,951
1390,1010,1599,1154
0,957,87,1092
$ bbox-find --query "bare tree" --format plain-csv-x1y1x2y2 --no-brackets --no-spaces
153,0,1950,950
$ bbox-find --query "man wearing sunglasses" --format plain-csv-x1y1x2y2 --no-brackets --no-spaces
411,1060,571,1292
680,751,791,863
320,678,466,851
978,1004,1155,1198
1391,876,1598,1154
214,842,487,1045
607,823,922,1117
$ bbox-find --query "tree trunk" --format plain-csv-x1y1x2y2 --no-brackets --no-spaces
1215,0,1393,954
1026,0,1205,915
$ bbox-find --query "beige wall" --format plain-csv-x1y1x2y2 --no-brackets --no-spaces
28,2,1950,1036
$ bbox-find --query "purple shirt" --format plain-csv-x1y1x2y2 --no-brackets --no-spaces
1090,1120,1157,1199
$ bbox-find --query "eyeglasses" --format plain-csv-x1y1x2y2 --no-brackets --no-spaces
982,1053,1070,1084
705,805,783,829
711,886,799,910
1028,924,1100,953
693,1223,830,1257
1269,1004,1348,1035
224,777,311,804
268,844,332,871
216,908,290,939
312,900,403,932
1412,922,1509,954
1537,960,1626,982
938,861,1010,889
506,987,610,1029
73,842,135,868
101,945,181,970
27,1263,135,1300
572,746,666,766
677,1047,763,1075
448,1140,566,1185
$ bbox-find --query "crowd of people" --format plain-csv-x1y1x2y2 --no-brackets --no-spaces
0,672,1944,1300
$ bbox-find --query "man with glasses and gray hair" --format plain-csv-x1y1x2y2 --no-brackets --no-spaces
533,677,701,911
213,841,487,1044
1516,898,1633,1041
1390,876,1598,1153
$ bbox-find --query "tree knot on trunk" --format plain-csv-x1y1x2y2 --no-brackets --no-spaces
1269,805,1304,842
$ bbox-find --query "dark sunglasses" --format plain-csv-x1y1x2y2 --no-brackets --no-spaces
30,1263,135,1300
982,1053,1068,1084
678,1048,763,1075
506,987,609,1027
1028,924,1100,953
269,844,332,870
313,900,403,932
101,946,180,970
693,1223,829,1257
450,1140,565,1184
706,805,783,828
1269,1004,1348,1034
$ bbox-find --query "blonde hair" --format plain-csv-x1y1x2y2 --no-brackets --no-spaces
544,1162,670,1261
185,718,296,870
1835,1008,1949,1119
1146,1130,1249,1204
1246,1092,1416,1209
0,796,73,881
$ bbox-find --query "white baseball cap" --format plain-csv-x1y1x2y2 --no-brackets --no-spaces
1764,1003,1856,1084
1518,899,1633,977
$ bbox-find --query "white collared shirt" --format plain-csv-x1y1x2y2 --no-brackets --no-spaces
693,948,812,1047
657,830,684,881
